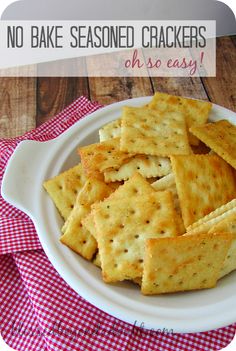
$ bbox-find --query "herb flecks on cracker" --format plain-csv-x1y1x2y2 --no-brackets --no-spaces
141,232,233,295
120,106,191,157
190,120,236,169
149,91,212,146
94,191,178,283
171,154,236,228
60,178,113,260
43,163,87,220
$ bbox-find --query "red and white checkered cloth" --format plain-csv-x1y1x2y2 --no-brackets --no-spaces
0,96,235,351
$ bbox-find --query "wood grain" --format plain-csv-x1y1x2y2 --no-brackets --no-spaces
0,36,235,137
202,36,236,111
88,77,153,105
87,50,153,105
150,77,209,100
37,77,89,126
0,78,36,138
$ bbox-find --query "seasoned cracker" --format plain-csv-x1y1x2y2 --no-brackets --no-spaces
60,178,113,260
120,106,191,156
43,163,87,220
152,174,185,235
93,252,102,268
149,92,212,145
186,207,236,236
82,211,97,239
78,138,133,177
99,119,121,141
106,172,155,200
186,199,236,234
190,120,236,169
209,212,236,235
84,172,156,240
171,154,236,228
141,232,233,295
94,191,178,282
104,155,171,182
208,212,236,278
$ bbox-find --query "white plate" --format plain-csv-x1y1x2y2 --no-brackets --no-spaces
2,96,236,333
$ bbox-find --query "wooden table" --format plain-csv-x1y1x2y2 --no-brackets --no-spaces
0,36,235,138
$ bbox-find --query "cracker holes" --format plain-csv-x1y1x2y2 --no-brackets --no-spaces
132,188,138,194
138,259,143,263
134,234,139,239
82,240,87,244
124,249,128,253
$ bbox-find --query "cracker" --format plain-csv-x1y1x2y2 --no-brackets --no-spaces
120,106,191,156
149,92,212,145
152,174,185,235
43,163,87,220
82,211,97,239
104,155,171,182
78,138,133,177
186,199,236,233
92,252,144,287
83,172,155,240
141,232,233,295
93,252,101,268
94,191,178,282
106,172,155,200
209,212,236,235
60,178,113,260
171,154,236,228
190,120,236,169
186,207,236,236
99,119,121,141
208,212,236,279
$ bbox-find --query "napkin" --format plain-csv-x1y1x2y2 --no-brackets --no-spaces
0,96,235,351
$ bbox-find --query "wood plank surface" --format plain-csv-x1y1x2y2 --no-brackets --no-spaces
0,77,36,138
88,77,153,105
202,36,236,111
37,77,89,126
0,36,235,138
150,77,209,100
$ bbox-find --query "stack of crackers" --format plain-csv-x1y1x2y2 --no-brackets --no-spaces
44,92,236,295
